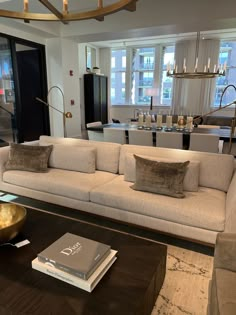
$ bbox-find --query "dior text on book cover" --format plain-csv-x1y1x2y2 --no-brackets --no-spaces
37,233,111,280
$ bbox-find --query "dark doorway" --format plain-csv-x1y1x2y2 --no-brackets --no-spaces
15,45,50,142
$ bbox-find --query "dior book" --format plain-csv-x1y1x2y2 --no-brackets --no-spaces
37,232,111,280
32,250,117,292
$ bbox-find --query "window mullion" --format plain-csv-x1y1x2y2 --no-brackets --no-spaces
153,44,163,105
125,47,132,105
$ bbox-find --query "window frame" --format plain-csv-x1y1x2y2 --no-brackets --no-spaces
110,44,175,107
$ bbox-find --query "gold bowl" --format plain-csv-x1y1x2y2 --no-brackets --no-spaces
0,203,27,243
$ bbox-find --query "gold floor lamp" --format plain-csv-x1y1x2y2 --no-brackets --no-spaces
36,86,72,137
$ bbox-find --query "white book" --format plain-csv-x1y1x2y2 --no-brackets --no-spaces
32,249,117,292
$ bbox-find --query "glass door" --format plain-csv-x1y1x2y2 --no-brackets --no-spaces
0,36,16,145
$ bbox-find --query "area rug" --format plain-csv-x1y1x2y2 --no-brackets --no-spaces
152,245,214,315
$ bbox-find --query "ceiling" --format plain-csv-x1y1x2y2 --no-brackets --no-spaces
0,0,236,48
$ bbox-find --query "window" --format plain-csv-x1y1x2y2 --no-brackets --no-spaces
111,49,126,105
214,42,236,106
111,45,175,106
161,46,175,105
132,47,155,105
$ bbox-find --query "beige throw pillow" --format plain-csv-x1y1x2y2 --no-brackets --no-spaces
124,153,200,192
49,144,96,173
5,143,53,172
131,155,189,198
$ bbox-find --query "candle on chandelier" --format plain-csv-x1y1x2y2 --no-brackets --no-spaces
63,0,68,13
207,58,211,70
167,62,171,72
24,0,28,11
183,58,186,72
194,58,198,72
223,62,227,71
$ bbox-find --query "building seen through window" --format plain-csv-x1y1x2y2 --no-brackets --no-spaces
111,45,175,106
214,41,236,107
111,41,236,108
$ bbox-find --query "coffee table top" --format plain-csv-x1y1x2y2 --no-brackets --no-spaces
0,207,167,315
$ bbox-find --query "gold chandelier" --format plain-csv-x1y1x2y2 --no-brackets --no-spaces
0,0,138,24
167,32,226,79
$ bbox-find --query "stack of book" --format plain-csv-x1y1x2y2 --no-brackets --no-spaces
32,232,117,292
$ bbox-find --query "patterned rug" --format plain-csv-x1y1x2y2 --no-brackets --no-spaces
152,245,214,315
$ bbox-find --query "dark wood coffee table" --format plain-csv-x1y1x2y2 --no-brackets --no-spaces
0,207,167,315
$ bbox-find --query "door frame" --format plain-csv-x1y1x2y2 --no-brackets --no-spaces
0,32,50,143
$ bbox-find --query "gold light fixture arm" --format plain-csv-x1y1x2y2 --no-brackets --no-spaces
0,0,137,23
36,86,72,138
39,0,68,24
36,97,64,115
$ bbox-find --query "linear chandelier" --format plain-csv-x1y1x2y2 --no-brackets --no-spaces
167,32,226,79
0,0,138,24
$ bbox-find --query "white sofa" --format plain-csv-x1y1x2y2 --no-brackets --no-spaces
0,135,235,245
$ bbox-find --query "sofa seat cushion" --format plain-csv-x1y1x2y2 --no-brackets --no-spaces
90,175,226,231
214,268,236,314
3,169,117,202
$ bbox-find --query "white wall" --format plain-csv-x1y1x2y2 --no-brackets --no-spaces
0,22,46,45
61,39,81,138
46,38,81,138
78,43,101,129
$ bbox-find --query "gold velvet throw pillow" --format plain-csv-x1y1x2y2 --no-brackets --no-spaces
131,155,190,198
5,143,53,172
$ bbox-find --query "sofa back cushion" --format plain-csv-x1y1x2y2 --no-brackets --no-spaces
49,144,96,173
119,145,234,192
39,136,121,174
124,153,200,192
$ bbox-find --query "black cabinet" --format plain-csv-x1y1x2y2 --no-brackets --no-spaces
84,73,108,125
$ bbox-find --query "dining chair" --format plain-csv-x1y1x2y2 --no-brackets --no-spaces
128,129,153,146
222,142,236,156
86,121,104,141
156,132,183,149
86,121,102,128
103,128,127,144
189,133,220,153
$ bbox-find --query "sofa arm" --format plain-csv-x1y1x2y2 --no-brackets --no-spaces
0,146,10,180
225,171,236,233
214,233,236,272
